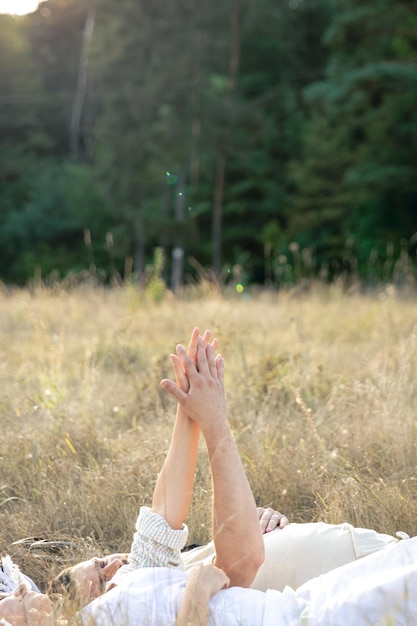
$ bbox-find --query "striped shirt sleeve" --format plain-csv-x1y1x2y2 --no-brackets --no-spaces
120,506,189,574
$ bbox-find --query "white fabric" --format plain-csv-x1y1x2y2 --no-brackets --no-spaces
79,567,273,626
297,536,417,625
184,522,399,592
79,537,417,626
0,555,40,594
251,521,399,591
110,508,399,593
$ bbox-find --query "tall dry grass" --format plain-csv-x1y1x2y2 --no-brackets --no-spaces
1,281,416,596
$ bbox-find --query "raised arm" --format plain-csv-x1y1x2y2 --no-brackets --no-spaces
161,338,265,587
152,328,217,529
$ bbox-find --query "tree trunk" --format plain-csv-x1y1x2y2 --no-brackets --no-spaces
211,152,226,275
133,195,145,282
171,171,186,292
70,9,95,161
211,0,240,277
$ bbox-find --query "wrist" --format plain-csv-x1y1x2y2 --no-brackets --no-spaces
177,405,199,426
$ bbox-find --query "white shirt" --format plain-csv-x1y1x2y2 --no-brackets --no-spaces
79,567,302,626
79,537,417,626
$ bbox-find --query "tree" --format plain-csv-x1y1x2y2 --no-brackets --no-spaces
22,0,92,156
289,0,417,279
192,0,332,282
0,15,44,148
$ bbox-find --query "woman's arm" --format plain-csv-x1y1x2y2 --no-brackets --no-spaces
175,564,229,626
257,507,289,533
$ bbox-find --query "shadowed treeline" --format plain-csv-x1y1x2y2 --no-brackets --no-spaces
0,0,416,286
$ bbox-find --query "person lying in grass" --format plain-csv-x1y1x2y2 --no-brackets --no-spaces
51,506,287,607
49,328,288,607
0,329,284,625
1,328,412,625
77,329,417,626
52,329,398,609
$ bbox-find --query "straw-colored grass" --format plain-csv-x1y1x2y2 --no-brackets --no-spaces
1,281,416,601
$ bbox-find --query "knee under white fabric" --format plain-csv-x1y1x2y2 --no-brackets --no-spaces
183,522,399,592
252,522,399,592
296,535,417,625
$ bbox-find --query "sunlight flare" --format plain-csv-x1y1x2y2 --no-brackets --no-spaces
0,0,39,15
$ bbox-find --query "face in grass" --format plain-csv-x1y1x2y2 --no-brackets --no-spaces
0,584,53,625
64,554,128,606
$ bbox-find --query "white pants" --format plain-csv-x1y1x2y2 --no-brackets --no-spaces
295,535,417,625
183,522,400,591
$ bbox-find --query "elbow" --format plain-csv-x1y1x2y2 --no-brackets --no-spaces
258,542,266,569
232,542,265,588
249,541,265,582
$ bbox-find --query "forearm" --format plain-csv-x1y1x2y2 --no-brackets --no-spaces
206,425,265,587
175,586,210,626
152,405,200,529
175,564,228,626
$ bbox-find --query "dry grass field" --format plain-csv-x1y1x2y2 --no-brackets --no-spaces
1,280,417,601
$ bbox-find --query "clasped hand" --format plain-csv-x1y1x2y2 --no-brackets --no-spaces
161,335,226,434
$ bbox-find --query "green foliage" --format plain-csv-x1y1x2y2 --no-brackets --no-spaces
0,159,114,282
0,0,416,286
288,0,417,279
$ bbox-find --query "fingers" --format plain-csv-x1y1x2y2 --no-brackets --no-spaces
162,340,211,400
206,343,218,377
216,569,230,592
161,332,223,416
194,336,209,376
186,328,218,360
160,377,187,403
183,339,223,385
187,327,201,364
195,337,222,380
201,328,212,348
171,354,189,392
184,327,219,372
279,515,289,529
215,353,225,385
193,564,230,595
211,337,219,351
177,344,198,378
200,329,219,353
257,507,290,534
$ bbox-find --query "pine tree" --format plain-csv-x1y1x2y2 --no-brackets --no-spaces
290,0,417,278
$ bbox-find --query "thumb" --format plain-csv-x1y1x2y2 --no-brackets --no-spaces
160,378,187,403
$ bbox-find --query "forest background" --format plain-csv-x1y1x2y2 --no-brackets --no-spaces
1,0,416,289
